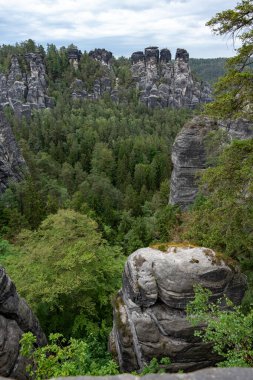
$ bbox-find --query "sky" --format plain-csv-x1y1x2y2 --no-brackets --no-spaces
0,0,240,58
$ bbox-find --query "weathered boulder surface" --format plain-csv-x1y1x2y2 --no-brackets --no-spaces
131,47,212,109
51,368,253,380
169,116,253,208
0,112,26,194
0,53,54,118
110,245,246,373
0,267,46,379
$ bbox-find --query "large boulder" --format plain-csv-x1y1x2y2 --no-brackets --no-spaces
110,244,246,373
169,116,253,209
0,267,46,379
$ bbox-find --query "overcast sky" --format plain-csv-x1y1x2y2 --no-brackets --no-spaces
0,0,239,58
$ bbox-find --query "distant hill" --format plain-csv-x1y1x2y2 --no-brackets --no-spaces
189,57,227,84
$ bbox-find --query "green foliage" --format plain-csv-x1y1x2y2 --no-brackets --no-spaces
182,139,253,265
1,94,190,251
205,0,253,119
3,209,124,337
189,58,227,84
187,286,253,367
20,332,119,379
139,357,171,375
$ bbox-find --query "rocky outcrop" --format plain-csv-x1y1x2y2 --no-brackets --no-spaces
0,53,54,118
110,244,246,373
0,267,46,379
169,116,253,209
71,48,119,102
0,112,26,194
89,48,113,66
131,47,212,109
50,368,253,380
72,46,210,108
71,76,117,102
68,48,82,70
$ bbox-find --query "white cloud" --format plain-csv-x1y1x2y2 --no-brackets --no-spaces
0,0,239,57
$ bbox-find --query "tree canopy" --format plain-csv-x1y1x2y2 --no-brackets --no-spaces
2,209,124,337
206,0,253,119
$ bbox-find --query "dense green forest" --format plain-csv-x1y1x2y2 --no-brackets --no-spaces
1,0,253,376
189,57,227,84
0,39,191,376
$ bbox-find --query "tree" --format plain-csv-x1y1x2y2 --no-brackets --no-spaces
20,332,119,379
183,139,253,264
206,0,253,119
187,286,253,367
3,209,124,337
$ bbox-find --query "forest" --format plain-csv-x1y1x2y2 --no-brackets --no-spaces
1,0,253,377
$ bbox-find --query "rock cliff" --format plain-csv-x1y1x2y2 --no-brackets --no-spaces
71,46,211,108
131,47,212,108
169,116,253,209
110,244,246,373
0,112,26,194
0,267,46,379
0,53,54,118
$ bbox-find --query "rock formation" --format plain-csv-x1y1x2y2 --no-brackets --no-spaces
68,48,82,70
72,46,211,108
131,47,212,109
70,48,119,102
89,48,113,66
169,116,253,209
0,53,54,118
0,266,46,379
110,244,246,373
0,112,26,194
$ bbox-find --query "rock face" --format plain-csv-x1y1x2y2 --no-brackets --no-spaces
110,245,246,373
131,47,212,109
0,266,46,379
0,112,25,194
0,53,54,118
169,116,253,209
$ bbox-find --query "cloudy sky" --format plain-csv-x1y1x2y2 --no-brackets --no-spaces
0,0,239,58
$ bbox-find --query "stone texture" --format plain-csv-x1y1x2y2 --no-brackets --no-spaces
169,116,253,209
0,267,46,379
131,47,212,109
51,368,253,380
0,54,54,118
110,245,246,373
0,112,26,194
